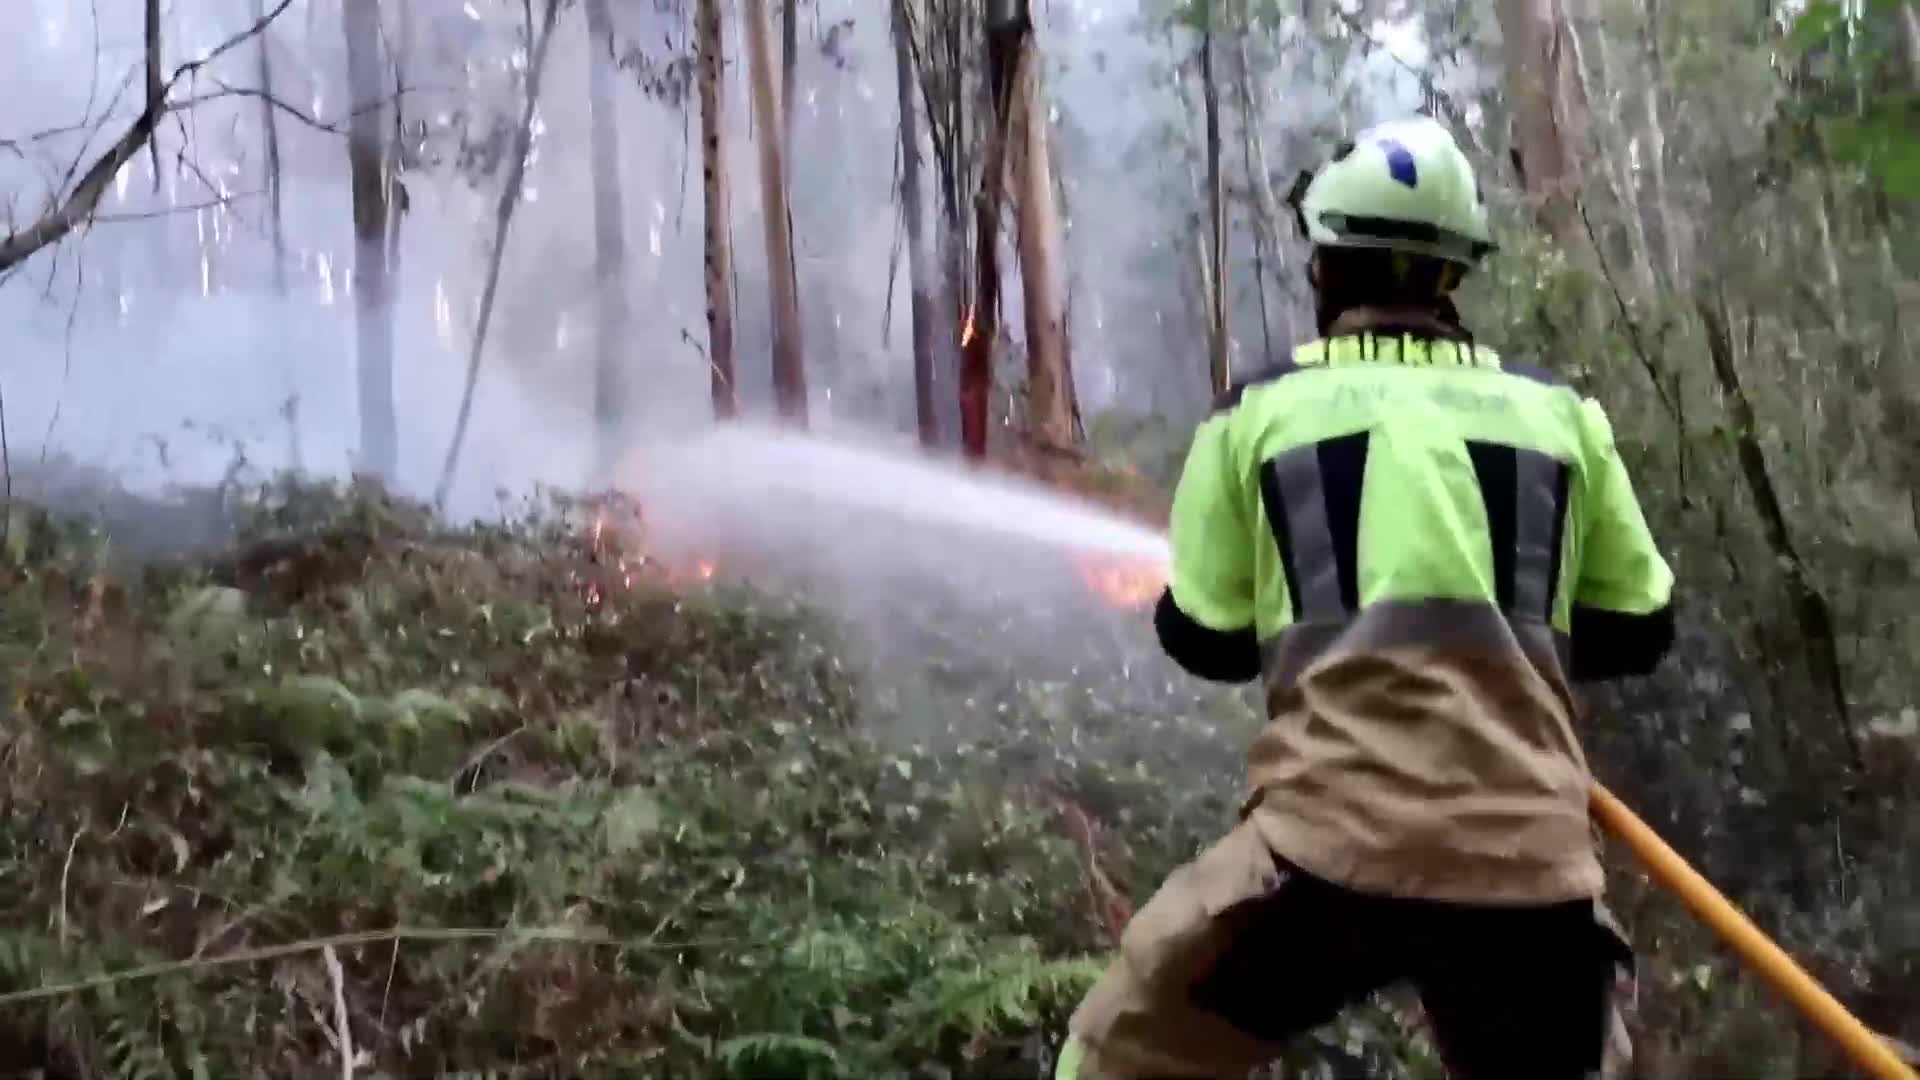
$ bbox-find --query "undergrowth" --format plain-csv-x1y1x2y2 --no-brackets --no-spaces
0,479,1431,1079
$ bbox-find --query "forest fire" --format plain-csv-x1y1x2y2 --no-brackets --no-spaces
959,304,978,348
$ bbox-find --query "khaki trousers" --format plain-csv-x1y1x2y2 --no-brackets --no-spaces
1058,819,1635,1080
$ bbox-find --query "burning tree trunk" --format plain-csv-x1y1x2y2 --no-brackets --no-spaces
342,0,398,483
1199,23,1229,396
583,0,632,468
912,0,977,444
959,0,1029,460
1496,0,1589,246
254,0,300,470
744,0,808,423
697,0,738,418
893,0,939,446
1010,24,1078,456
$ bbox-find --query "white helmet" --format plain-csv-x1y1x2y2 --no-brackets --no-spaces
1287,115,1495,267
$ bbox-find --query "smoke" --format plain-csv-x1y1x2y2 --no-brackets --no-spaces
0,0,1457,800
0,0,1446,526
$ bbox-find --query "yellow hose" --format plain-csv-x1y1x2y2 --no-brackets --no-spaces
1589,784,1917,1080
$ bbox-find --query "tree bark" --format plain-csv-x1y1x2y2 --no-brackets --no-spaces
893,0,939,446
1496,0,1588,246
744,0,809,423
1012,32,1077,456
342,0,398,483
583,0,632,470
1200,27,1229,396
697,0,738,418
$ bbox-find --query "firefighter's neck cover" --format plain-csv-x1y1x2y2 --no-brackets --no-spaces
1156,330,1674,902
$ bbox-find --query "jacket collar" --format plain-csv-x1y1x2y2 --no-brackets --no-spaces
1326,304,1471,344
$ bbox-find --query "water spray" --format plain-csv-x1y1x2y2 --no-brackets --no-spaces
610,425,1912,1077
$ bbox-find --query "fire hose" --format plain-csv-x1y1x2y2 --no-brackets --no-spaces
1589,785,1917,1080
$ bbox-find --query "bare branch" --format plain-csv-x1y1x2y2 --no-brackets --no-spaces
166,0,298,95
175,84,346,135
93,192,266,223
0,0,296,276
435,0,565,511
2,64,140,153
1330,7,1476,151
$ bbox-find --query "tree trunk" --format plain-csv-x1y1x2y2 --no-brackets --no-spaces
913,0,973,445
1011,31,1076,456
744,0,808,423
1900,0,1920,90
960,4,1027,460
1200,27,1229,396
342,0,397,483
253,0,300,470
1696,292,1862,780
1572,9,1656,297
583,0,632,470
1176,61,1228,394
1234,28,1287,353
697,0,738,418
893,0,939,446
1637,0,1681,286
782,0,799,146
1497,0,1588,246
433,0,561,510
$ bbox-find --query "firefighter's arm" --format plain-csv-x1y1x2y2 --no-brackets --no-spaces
1570,397,1676,681
1155,411,1262,684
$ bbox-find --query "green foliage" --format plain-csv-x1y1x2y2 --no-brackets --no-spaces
0,481,1286,1077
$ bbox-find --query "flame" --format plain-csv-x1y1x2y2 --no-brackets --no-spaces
580,486,1155,616
1073,552,1166,611
959,304,977,348
576,500,721,611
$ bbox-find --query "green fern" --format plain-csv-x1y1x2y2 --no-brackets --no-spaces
888,943,1104,1052
716,1032,844,1079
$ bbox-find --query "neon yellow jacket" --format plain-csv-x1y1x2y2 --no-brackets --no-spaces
1157,332,1674,690
1155,330,1676,901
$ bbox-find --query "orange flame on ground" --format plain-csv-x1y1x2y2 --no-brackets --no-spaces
578,503,721,611
582,486,1155,614
1073,552,1166,611
959,304,977,348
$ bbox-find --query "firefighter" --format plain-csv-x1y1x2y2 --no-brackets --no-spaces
1054,115,1674,1080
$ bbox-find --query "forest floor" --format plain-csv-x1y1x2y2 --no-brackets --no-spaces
0,462,1905,1078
